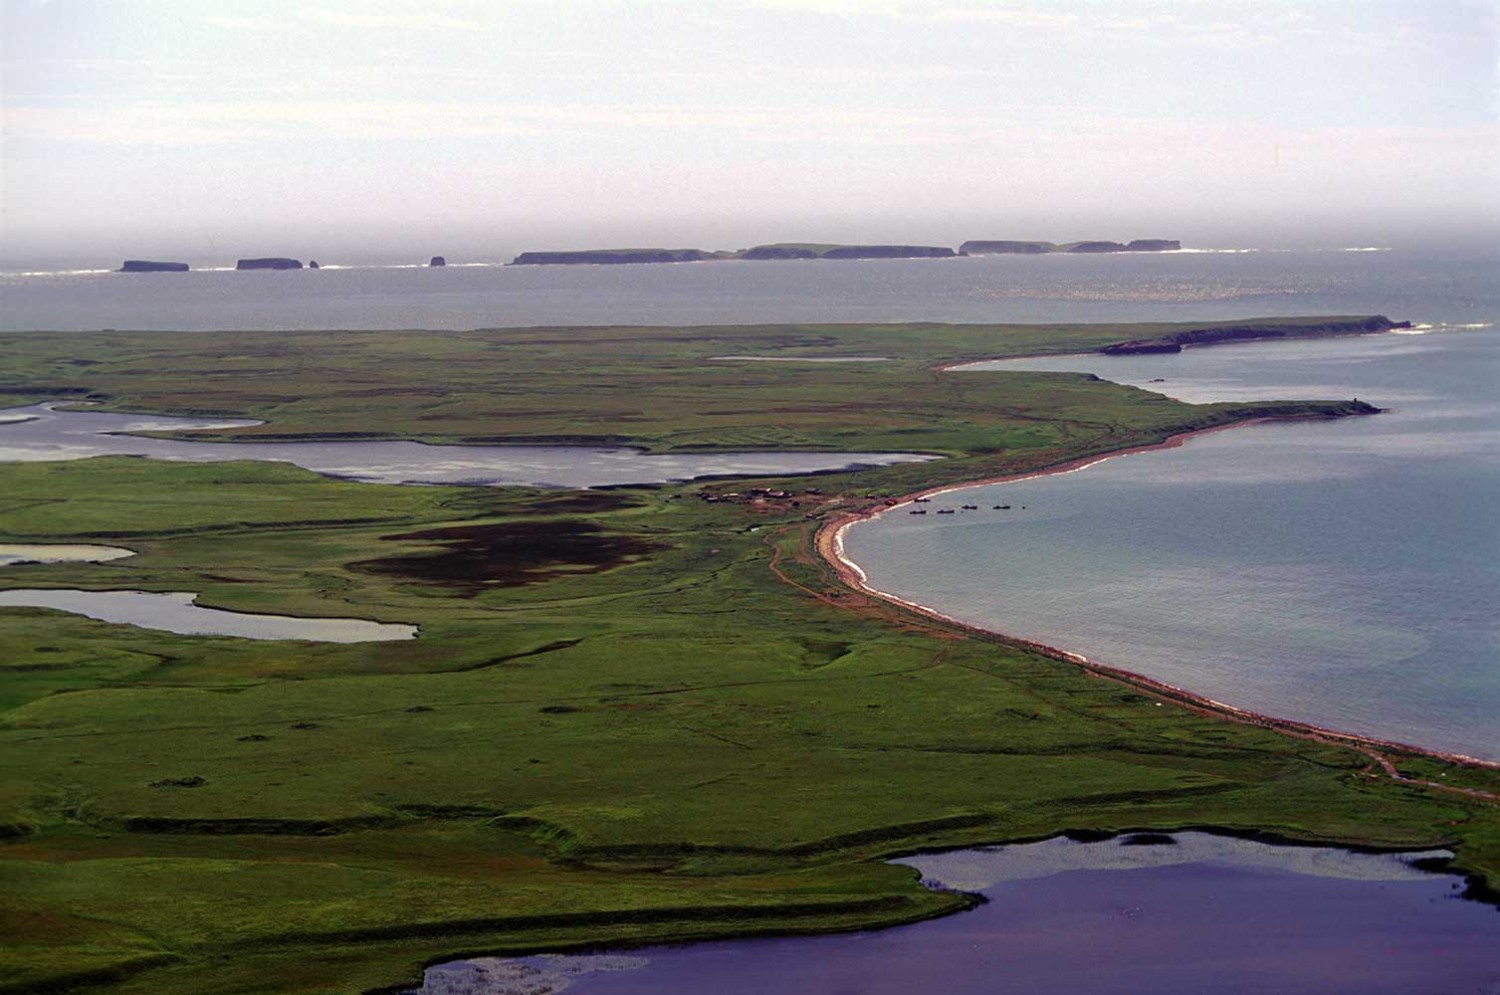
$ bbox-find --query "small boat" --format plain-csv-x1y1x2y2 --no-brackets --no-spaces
936,509,956,515
914,497,931,503
961,504,978,510
909,508,927,515
994,504,1011,510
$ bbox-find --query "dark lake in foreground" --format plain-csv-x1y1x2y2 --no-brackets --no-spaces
405,833,1499,995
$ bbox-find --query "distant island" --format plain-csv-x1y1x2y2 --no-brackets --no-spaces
236,257,303,270
508,240,1175,265
118,260,189,273
739,243,956,260
110,240,1186,272
960,239,1181,254
510,248,735,265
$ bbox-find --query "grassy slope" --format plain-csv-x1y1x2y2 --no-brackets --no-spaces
1,321,1494,994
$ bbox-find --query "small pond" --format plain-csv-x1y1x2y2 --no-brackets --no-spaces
0,589,416,642
402,832,1499,995
0,543,136,565
0,404,933,488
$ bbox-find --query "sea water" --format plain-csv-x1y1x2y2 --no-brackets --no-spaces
845,326,1500,760
2,247,1495,332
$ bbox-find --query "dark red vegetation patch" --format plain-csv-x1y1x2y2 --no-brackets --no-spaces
525,492,644,514
351,520,665,595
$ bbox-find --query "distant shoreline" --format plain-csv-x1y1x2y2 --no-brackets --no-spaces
508,240,1181,266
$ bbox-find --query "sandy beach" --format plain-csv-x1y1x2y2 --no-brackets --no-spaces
814,420,1500,785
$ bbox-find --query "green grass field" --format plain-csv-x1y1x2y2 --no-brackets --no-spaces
2,320,1494,994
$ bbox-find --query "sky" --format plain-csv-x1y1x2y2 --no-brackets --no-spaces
2,0,1496,264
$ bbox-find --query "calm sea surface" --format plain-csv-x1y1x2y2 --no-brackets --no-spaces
846,324,1500,760
2,248,1496,331
3,249,1496,759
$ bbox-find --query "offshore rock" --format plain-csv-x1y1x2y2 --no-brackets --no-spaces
429,256,447,267
308,260,320,269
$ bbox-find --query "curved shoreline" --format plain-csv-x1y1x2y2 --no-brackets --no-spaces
816,420,1500,780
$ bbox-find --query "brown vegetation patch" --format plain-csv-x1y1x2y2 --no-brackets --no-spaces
352,520,665,594
524,492,644,514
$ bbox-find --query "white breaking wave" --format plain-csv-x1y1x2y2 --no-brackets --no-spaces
1393,321,1495,335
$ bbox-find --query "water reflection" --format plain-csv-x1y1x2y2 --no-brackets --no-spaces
0,588,416,642
0,543,135,565
403,833,1497,995
0,404,933,488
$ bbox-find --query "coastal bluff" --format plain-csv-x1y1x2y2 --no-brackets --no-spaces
1100,315,1410,355
236,257,304,271
118,260,189,273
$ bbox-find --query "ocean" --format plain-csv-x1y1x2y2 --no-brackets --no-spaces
844,326,1500,761
3,247,1496,761
2,247,1495,332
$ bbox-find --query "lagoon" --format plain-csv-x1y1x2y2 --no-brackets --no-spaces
0,403,934,488
0,588,417,641
406,833,1499,995
0,543,135,565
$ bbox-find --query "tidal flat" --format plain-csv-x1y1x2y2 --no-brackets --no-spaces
0,320,1495,995
0,402,934,488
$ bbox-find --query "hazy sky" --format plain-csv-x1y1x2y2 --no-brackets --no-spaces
2,0,1496,262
